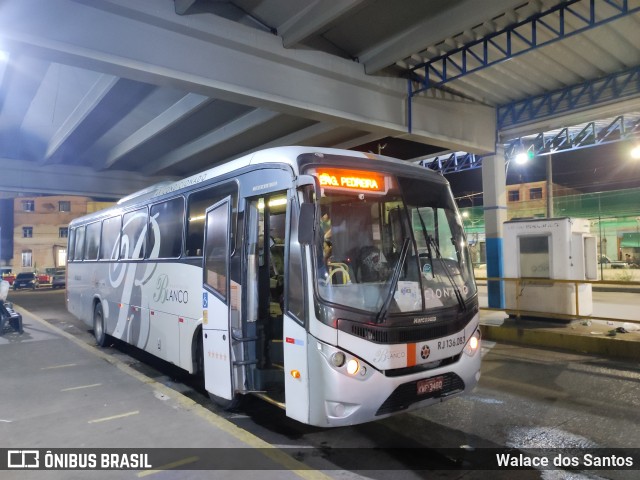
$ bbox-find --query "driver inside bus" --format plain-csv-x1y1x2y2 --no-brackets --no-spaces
317,240,333,283
320,213,332,239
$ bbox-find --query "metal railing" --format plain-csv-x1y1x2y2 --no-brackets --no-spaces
477,276,640,324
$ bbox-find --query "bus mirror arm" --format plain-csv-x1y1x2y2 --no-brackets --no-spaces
295,174,317,188
298,203,316,245
296,174,319,245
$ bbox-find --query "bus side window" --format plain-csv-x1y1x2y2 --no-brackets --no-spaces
121,209,148,259
204,202,230,299
73,226,85,261
149,197,184,259
68,228,76,261
287,198,305,324
100,215,121,260
84,221,101,261
186,184,238,257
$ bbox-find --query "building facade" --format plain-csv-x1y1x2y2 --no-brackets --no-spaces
11,195,113,273
461,183,640,267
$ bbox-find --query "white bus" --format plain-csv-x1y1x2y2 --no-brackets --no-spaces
66,146,481,427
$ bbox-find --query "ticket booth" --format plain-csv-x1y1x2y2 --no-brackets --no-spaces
503,217,597,318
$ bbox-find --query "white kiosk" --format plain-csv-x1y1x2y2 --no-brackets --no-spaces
503,217,597,318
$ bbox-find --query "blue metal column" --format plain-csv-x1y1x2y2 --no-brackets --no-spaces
481,145,507,308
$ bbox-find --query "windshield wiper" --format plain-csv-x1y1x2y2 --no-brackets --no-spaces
415,207,466,312
427,234,467,312
375,237,410,324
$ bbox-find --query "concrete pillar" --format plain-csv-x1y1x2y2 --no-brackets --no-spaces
546,154,554,218
481,145,507,308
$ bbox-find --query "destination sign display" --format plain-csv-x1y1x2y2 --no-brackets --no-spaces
315,168,387,194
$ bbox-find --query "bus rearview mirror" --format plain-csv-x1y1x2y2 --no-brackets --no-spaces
298,203,315,245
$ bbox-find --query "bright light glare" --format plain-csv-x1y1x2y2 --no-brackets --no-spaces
346,359,359,375
0,51,8,63
515,152,529,164
631,145,640,160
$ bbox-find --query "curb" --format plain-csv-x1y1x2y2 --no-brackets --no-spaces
13,305,333,480
480,324,640,362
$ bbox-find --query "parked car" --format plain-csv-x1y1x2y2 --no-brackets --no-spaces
599,255,628,269
13,272,39,290
1,270,15,285
37,269,54,285
52,270,66,289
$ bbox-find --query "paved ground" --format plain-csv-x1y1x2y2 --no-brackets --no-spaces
0,310,333,480
2,289,640,479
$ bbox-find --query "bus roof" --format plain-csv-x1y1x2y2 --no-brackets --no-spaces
72,146,446,223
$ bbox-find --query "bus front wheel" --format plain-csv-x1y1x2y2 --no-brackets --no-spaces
93,302,107,347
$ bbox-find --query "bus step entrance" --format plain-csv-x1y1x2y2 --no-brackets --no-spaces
253,367,285,404
252,391,285,409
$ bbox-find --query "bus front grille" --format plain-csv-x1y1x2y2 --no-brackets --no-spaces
342,316,471,344
375,373,465,416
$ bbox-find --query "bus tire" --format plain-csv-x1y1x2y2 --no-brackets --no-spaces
93,302,107,347
208,392,242,411
194,328,204,376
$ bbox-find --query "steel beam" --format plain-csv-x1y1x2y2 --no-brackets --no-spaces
498,65,640,129
422,114,640,174
409,0,640,93
0,0,495,154
0,157,171,199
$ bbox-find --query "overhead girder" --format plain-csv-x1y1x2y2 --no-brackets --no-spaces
505,115,640,159
359,0,526,74
409,0,640,92
278,0,366,49
97,92,211,170
498,65,640,132
0,0,496,159
0,157,169,199
422,114,640,174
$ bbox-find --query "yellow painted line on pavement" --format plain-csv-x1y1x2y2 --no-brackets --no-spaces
18,305,332,480
61,383,102,392
41,363,77,370
88,410,140,424
137,456,200,477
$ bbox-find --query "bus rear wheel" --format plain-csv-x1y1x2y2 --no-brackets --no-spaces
93,302,108,347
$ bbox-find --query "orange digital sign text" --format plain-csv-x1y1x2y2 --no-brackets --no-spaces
317,169,385,192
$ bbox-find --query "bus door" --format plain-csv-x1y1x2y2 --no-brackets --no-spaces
245,192,289,404
282,186,312,424
202,197,233,401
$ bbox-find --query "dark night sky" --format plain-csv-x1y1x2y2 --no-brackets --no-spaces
446,140,640,202
353,137,640,202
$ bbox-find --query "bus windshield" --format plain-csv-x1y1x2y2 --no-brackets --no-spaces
312,171,475,316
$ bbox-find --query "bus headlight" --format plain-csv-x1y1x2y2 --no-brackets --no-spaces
346,358,360,375
318,341,370,380
463,329,481,357
331,352,346,367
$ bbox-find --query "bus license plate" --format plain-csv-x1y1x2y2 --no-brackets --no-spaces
417,376,444,395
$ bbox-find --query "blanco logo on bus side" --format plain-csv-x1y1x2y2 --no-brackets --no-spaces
108,212,161,348
153,274,189,304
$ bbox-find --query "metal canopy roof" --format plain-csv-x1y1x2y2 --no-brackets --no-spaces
0,0,639,198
